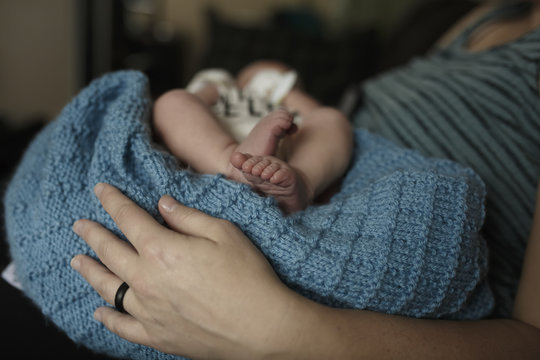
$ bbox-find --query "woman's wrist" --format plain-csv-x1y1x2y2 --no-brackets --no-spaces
253,291,320,360
253,290,356,360
257,294,412,360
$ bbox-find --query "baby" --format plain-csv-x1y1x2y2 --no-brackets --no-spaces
153,61,353,213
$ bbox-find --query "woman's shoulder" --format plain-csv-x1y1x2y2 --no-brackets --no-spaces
436,3,495,48
437,1,540,95
438,1,540,51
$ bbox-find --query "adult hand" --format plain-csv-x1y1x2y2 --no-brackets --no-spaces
70,183,307,359
68,183,540,360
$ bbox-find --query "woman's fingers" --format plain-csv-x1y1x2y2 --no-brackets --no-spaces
71,254,137,315
94,183,170,249
94,306,149,346
158,195,231,240
73,218,138,282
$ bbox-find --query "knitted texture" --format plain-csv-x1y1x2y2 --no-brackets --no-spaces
353,2,540,317
4,71,493,359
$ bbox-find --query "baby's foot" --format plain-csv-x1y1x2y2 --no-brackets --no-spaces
235,108,297,157
230,152,310,213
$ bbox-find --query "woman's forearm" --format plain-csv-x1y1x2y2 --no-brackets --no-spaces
274,295,540,360
275,181,540,360
513,181,540,329
76,183,540,360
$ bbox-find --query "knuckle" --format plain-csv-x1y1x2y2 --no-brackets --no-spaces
138,235,174,269
130,275,149,297
138,279,159,301
96,237,114,261
113,201,134,224
139,237,163,259
96,277,115,303
174,206,199,225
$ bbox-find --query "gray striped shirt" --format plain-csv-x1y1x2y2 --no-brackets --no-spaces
354,2,540,316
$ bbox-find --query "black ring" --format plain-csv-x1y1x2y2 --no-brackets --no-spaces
114,282,130,314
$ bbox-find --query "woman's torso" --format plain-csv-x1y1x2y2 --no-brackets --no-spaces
354,1,540,317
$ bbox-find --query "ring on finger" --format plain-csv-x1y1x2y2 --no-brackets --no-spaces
114,281,130,314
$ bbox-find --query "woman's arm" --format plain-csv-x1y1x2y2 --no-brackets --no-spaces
297,179,540,359
284,299,540,359
298,179,540,360
513,181,540,328
72,183,540,359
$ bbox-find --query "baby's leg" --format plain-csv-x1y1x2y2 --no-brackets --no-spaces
235,108,297,157
236,61,353,208
263,75,352,202
153,89,236,175
153,89,297,183
230,108,323,213
285,97,353,201
230,104,352,213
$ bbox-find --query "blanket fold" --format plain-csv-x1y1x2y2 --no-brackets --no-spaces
4,71,493,359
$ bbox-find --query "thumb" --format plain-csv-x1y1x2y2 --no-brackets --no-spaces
158,195,224,239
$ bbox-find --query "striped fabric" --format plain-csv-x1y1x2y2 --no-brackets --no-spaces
354,1,540,317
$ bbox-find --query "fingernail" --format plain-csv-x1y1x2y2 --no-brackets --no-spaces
94,183,105,197
70,256,81,271
159,195,177,212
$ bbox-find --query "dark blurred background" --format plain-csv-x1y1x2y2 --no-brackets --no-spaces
0,0,476,358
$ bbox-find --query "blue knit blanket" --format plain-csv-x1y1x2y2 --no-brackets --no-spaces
4,71,493,359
